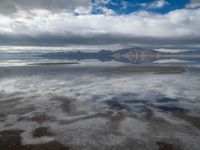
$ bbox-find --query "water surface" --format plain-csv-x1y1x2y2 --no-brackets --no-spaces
0,51,200,150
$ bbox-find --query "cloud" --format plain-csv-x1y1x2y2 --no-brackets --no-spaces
93,6,115,15
92,0,116,15
186,0,200,9
74,6,91,15
0,1,199,49
94,0,111,5
139,0,169,9
0,0,91,14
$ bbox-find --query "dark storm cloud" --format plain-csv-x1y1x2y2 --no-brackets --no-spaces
0,32,200,49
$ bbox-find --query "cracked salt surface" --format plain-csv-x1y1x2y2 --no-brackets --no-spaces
0,65,200,149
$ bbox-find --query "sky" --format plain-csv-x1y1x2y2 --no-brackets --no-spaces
0,0,200,50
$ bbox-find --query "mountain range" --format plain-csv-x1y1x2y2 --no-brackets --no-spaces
40,47,200,64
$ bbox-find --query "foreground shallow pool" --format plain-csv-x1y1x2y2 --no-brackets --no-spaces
0,60,200,150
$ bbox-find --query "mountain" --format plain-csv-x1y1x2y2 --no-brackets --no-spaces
40,47,200,64
110,47,160,64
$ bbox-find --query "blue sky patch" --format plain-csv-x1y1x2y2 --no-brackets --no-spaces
92,0,190,15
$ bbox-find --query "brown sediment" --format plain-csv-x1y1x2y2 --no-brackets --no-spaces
30,114,52,124
0,130,69,150
15,106,36,115
32,127,53,138
0,113,5,119
0,92,24,100
112,66,186,74
51,96,75,113
0,97,23,113
146,116,169,125
173,111,200,129
0,96,23,103
59,98,73,113
108,111,125,133
0,98,35,121
157,142,182,150
103,137,156,150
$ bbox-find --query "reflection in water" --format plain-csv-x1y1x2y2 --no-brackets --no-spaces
0,47,200,66
0,49,200,150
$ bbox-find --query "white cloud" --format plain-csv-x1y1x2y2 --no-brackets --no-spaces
74,6,92,15
92,0,116,15
155,48,191,53
96,6,116,15
0,6,200,47
139,0,169,9
0,8,199,37
103,8,115,15
94,0,111,5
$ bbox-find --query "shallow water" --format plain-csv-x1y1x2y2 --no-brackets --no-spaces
0,51,200,150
